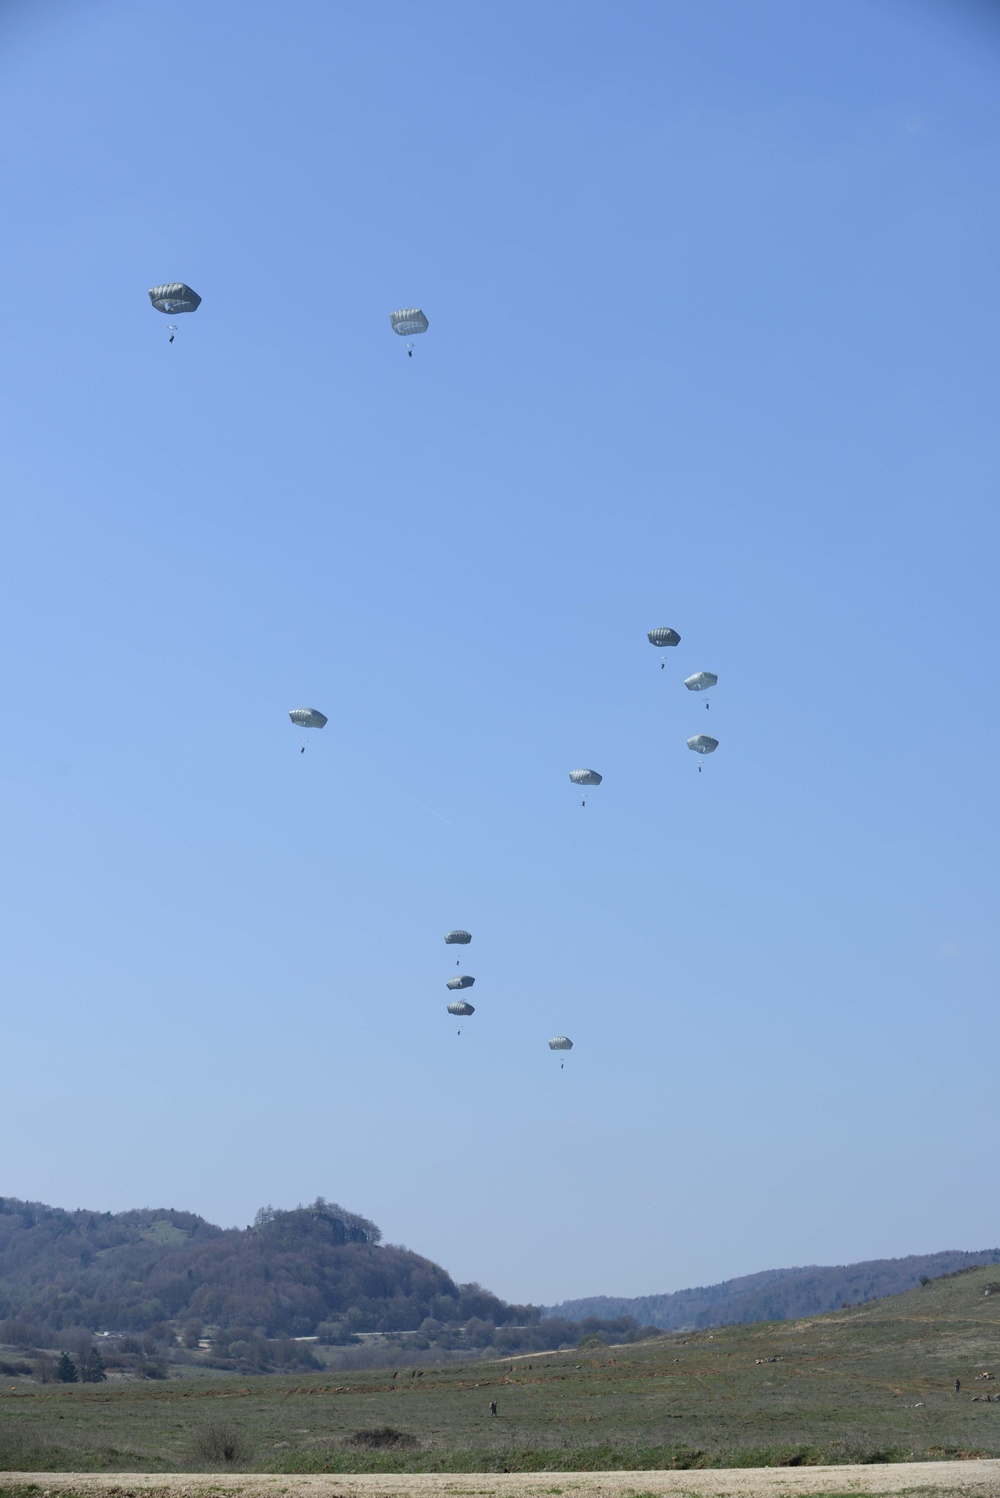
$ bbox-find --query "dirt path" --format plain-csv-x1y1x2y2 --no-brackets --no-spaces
4,1464,1000,1498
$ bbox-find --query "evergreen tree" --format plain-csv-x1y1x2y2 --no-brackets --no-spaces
56,1351,78,1383
80,1348,106,1383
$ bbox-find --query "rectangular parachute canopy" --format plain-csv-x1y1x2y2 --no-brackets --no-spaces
149,283,201,314
390,308,429,337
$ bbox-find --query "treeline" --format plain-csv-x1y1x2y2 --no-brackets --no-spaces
0,1196,656,1370
547,1248,1000,1331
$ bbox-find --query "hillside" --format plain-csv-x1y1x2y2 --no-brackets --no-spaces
547,1248,1000,1330
0,1196,643,1369
5,1264,1000,1474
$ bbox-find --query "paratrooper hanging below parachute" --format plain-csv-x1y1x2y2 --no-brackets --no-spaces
569,768,602,807
149,283,201,343
289,707,328,752
687,733,718,772
447,999,475,1034
549,1035,573,1069
445,929,472,966
648,626,681,668
390,307,428,357
685,671,718,708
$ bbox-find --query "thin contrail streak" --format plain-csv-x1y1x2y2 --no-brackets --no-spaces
403,792,454,826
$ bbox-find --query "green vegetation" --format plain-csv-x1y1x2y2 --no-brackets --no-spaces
0,1196,650,1367
2,1265,1000,1474
549,1249,1000,1331
139,1222,192,1248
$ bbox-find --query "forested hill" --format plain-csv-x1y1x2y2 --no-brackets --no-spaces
547,1248,1000,1330
0,1196,517,1341
0,1196,645,1365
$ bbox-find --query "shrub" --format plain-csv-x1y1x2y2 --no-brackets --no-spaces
346,1426,420,1450
191,1419,253,1468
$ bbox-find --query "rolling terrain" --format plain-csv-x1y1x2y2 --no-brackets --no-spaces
3,1264,1000,1477
547,1251,1000,1331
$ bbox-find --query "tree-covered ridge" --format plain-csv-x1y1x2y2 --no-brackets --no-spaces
547,1247,1000,1330
0,1195,505,1338
0,1195,647,1366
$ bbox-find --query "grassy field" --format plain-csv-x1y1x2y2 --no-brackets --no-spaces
3,1266,1000,1475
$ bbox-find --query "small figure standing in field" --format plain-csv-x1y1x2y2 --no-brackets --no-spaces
489,1400,498,1417
956,1379,962,1393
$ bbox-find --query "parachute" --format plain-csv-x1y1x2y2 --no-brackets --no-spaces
687,734,718,754
548,1035,573,1068
390,308,428,355
446,974,475,990
390,308,429,337
569,767,602,807
148,283,201,314
444,930,472,945
447,1000,475,1017
289,708,328,729
648,627,681,648
684,672,718,692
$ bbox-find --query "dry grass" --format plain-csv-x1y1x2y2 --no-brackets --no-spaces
3,1267,1000,1476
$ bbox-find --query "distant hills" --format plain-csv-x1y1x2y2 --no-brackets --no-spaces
547,1248,1000,1330
0,1196,646,1372
4,1194,999,1381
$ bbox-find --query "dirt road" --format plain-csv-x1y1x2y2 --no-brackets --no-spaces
4,1464,1000,1498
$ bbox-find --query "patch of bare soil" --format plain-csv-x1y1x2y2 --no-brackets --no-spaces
4,1462,1000,1498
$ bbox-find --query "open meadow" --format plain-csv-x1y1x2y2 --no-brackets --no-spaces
3,1268,1000,1483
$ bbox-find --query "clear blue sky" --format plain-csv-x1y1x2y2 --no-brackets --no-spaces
1,0,998,1307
